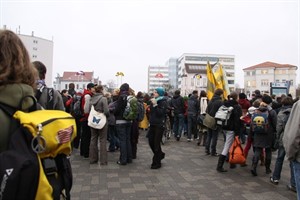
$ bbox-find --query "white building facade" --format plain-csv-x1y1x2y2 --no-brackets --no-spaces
18,32,54,86
177,53,235,96
148,65,169,92
243,61,298,97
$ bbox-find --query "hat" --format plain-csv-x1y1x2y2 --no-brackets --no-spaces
155,87,165,96
120,83,129,92
87,83,95,89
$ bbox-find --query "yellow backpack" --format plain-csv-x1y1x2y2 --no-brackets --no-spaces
14,109,76,200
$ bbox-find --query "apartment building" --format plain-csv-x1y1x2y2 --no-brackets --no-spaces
177,53,235,96
18,31,54,86
243,61,298,97
148,65,169,92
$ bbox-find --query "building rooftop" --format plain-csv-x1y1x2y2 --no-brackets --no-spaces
243,61,297,71
61,71,94,81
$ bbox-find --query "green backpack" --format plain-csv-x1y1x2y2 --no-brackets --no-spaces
123,96,138,120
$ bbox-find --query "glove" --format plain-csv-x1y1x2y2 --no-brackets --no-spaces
151,98,157,107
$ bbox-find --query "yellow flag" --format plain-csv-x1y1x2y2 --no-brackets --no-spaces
214,64,230,99
206,61,217,100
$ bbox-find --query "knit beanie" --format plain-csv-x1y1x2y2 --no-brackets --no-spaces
155,87,165,96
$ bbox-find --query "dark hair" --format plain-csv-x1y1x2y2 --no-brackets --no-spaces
239,93,247,99
252,99,262,108
0,29,37,88
61,89,68,94
281,97,293,106
175,90,180,95
69,83,75,89
137,91,143,98
214,88,224,96
32,61,47,80
192,90,198,95
95,85,103,93
262,95,272,104
200,90,207,98
229,91,238,100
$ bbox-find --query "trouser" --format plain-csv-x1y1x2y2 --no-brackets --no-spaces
148,124,164,166
89,124,108,164
80,120,91,157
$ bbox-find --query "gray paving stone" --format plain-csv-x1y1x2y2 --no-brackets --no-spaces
70,131,296,200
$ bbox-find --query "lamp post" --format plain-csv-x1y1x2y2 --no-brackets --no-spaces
115,72,124,88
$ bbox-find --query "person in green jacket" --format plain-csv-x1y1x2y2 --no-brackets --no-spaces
0,29,38,152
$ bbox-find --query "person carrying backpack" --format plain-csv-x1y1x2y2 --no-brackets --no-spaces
270,97,296,190
250,95,277,176
216,92,242,172
32,61,65,111
113,83,133,165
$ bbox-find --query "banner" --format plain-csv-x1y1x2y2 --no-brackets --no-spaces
206,61,217,100
214,63,230,100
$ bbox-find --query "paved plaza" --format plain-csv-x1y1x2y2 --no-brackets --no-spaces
70,131,296,200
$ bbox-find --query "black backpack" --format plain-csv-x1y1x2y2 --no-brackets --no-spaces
136,101,145,122
0,96,73,200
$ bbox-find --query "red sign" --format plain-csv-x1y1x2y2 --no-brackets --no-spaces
155,73,163,78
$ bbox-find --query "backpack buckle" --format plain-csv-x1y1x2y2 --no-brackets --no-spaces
42,158,58,176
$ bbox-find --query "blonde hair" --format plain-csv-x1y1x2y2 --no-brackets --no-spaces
0,29,37,88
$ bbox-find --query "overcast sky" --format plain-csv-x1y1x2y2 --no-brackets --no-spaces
1,0,299,92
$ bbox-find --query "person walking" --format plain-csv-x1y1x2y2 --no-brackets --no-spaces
205,89,224,156
187,90,200,141
216,92,242,172
170,90,185,141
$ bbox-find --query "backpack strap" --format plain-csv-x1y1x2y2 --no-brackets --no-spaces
46,88,54,109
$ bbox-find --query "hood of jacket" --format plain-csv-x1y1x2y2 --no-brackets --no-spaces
90,93,103,105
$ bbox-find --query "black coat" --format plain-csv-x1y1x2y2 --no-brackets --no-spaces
222,99,242,135
149,97,168,126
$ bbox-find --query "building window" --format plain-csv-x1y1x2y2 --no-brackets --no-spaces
275,79,279,82
261,79,269,86
246,72,250,76
65,84,68,89
290,80,294,86
228,80,234,84
252,71,256,75
261,70,268,74
247,81,251,87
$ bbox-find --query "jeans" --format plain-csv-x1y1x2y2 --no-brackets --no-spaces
292,160,300,199
173,114,184,138
221,130,234,156
116,122,132,164
108,125,119,151
205,127,220,154
187,114,198,139
271,146,286,180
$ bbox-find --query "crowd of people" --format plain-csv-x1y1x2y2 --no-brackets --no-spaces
1,29,300,200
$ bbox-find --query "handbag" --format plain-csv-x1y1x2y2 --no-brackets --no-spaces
229,136,246,165
88,105,107,129
203,113,216,130
197,114,205,125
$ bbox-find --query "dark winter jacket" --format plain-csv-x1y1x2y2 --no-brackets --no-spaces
187,94,200,116
114,91,131,123
222,99,242,135
149,97,168,126
170,94,185,115
206,95,223,117
276,106,292,147
252,105,277,148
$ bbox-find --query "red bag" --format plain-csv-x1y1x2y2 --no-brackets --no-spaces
229,136,246,164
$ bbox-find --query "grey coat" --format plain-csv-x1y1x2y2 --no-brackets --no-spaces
283,100,300,162
275,106,292,147
90,93,110,117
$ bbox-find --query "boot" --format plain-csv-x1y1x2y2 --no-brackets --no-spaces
216,155,228,172
251,157,258,176
265,159,272,174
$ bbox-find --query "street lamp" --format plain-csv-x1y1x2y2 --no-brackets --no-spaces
115,72,124,87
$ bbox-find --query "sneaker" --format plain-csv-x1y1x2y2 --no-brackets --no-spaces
287,184,297,193
270,177,279,185
187,138,191,142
